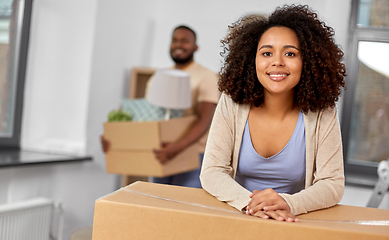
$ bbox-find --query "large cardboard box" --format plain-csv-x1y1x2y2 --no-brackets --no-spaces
103,115,199,177
92,181,389,240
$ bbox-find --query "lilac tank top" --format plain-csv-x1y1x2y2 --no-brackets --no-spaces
235,111,306,194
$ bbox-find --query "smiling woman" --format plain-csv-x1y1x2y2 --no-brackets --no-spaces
200,4,346,223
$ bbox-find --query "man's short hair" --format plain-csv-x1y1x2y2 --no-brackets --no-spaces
173,25,197,41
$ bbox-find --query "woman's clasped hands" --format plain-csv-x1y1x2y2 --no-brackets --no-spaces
245,188,299,222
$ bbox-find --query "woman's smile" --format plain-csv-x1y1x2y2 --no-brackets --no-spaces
267,71,290,81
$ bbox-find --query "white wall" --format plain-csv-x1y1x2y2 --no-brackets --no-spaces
0,0,385,239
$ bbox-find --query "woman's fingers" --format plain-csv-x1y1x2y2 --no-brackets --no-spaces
262,200,289,211
249,190,261,198
252,210,299,222
274,210,299,222
259,210,284,221
253,210,269,219
247,202,268,215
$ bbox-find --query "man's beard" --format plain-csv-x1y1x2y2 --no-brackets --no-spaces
171,52,194,64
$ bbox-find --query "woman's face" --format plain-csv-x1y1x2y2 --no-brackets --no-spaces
255,26,302,97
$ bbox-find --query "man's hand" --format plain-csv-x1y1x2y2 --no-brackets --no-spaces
152,102,216,165
152,142,181,164
100,135,110,153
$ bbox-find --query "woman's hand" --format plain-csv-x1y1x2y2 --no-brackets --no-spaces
247,188,290,213
245,188,298,221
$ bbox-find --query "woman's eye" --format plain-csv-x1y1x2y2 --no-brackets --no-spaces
286,52,295,57
263,52,272,56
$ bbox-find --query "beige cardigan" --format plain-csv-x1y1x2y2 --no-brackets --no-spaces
200,93,345,216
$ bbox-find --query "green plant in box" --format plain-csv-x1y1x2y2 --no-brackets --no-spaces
107,108,132,122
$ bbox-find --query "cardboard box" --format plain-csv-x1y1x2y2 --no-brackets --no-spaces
103,115,200,177
92,181,389,240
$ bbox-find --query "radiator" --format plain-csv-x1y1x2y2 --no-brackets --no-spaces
0,198,63,240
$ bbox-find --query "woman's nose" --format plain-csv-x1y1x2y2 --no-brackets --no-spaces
272,55,285,66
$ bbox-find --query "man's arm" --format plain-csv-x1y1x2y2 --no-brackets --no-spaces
153,102,217,164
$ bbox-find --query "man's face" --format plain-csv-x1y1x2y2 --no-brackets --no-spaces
170,28,198,64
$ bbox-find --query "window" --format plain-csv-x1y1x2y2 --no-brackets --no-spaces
0,0,31,148
341,0,389,184
0,0,92,166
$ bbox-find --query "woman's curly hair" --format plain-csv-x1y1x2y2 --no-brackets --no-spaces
219,4,346,113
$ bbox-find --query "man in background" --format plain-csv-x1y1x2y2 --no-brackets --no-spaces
101,25,220,188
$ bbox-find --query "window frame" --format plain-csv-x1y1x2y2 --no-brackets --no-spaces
341,0,389,183
0,0,32,148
